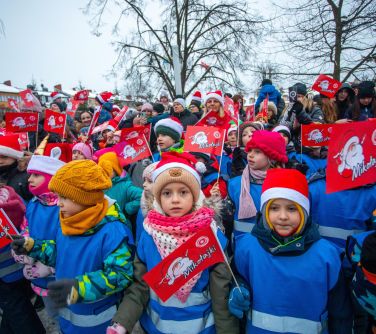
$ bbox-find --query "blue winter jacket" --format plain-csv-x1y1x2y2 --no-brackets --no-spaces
255,84,281,112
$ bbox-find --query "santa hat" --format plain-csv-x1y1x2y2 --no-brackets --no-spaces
111,105,121,117
27,154,65,176
261,168,309,214
204,90,224,106
50,91,64,102
72,142,93,160
154,117,184,142
0,134,24,160
96,91,113,105
173,98,186,108
227,125,238,137
245,130,288,163
191,91,202,103
152,152,202,204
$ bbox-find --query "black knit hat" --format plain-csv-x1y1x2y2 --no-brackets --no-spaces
361,232,376,274
153,103,165,114
358,81,375,99
261,79,272,86
291,83,307,96
190,100,201,109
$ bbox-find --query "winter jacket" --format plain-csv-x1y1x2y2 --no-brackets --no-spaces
170,109,198,130
105,175,143,218
0,162,32,201
234,218,353,333
345,103,375,121
254,84,281,113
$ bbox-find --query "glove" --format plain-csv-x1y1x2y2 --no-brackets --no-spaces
48,279,79,308
106,323,127,334
10,235,34,255
291,101,304,116
228,286,251,319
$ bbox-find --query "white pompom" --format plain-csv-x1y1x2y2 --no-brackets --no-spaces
195,161,207,174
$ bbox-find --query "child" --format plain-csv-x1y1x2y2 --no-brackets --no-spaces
221,126,238,179
0,185,45,333
230,168,352,333
21,154,65,316
228,130,288,235
72,142,93,160
272,125,295,155
108,152,238,334
153,117,184,161
11,160,134,334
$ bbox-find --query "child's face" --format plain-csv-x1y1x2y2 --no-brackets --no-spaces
157,134,175,150
242,127,255,147
28,173,45,188
268,198,301,237
228,131,237,146
160,182,193,217
359,97,372,106
143,178,153,195
247,148,269,171
72,150,86,161
57,195,89,218
0,155,17,167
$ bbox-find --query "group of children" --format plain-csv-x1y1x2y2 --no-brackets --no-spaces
0,85,375,334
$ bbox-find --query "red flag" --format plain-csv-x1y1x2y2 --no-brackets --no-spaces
195,110,235,130
5,112,39,132
18,133,29,150
7,98,19,112
0,208,20,248
19,89,35,108
113,136,152,166
73,89,89,101
143,224,226,302
200,61,210,70
120,124,151,143
326,121,376,193
245,104,255,122
114,106,129,124
255,96,268,123
66,98,81,117
87,107,101,137
312,74,342,98
184,126,225,156
44,109,66,136
301,123,334,147
224,97,237,119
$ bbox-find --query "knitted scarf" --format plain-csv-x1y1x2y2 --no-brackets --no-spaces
144,206,215,303
60,199,109,235
238,166,267,219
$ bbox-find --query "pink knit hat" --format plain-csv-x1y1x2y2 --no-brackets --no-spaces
245,130,288,163
72,142,93,160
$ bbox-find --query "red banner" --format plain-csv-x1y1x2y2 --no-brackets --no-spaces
312,74,342,98
195,110,236,130
255,96,268,123
44,109,66,135
5,112,39,132
113,136,152,166
326,121,376,193
114,106,129,124
73,89,89,101
7,98,19,112
120,124,151,143
0,208,19,248
0,130,29,150
143,224,225,302
66,98,81,117
224,97,237,119
245,105,255,122
19,89,35,108
87,107,101,137
301,123,334,147
184,126,225,156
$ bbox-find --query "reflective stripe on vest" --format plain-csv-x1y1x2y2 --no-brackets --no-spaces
150,289,211,308
58,304,116,327
249,309,322,333
147,306,215,333
318,226,363,241
234,221,255,233
0,262,23,278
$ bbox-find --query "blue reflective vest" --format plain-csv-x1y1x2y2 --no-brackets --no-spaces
309,178,376,249
137,228,227,334
26,199,60,288
235,233,341,333
55,219,133,334
228,175,262,235
288,152,327,178
0,244,23,283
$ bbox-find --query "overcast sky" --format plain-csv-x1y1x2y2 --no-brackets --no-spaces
0,0,276,94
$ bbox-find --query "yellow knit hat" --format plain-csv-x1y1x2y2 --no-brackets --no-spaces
98,152,123,177
48,160,112,205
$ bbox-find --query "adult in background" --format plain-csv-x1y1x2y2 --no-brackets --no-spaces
346,81,376,121
255,79,284,118
159,90,173,113
170,97,197,130
335,83,355,121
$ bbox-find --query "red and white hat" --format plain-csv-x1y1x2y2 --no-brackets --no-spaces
27,154,65,176
96,91,113,105
191,91,202,103
204,90,224,106
0,134,24,159
154,117,184,142
261,168,309,213
152,152,202,204
50,91,64,102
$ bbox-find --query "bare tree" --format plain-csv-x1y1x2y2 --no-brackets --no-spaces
84,0,263,97
278,0,376,81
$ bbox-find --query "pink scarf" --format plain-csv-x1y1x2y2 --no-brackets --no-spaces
238,166,267,219
144,207,215,303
